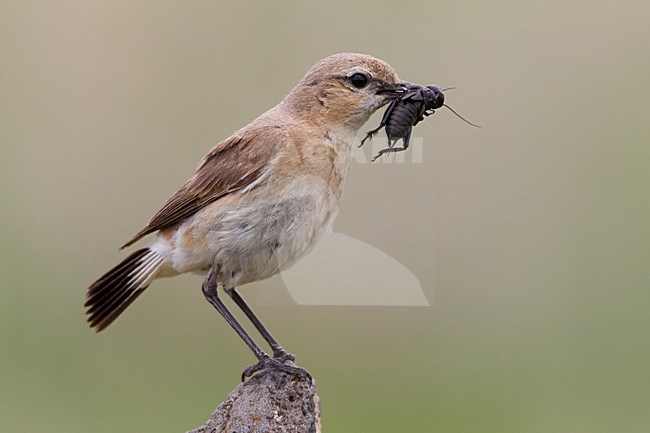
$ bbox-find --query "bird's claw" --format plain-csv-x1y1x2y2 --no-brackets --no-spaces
241,355,312,382
273,352,296,363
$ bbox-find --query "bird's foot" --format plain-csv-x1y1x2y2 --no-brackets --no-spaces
273,352,296,363
242,355,312,382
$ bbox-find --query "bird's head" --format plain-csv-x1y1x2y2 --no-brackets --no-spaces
283,53,407,131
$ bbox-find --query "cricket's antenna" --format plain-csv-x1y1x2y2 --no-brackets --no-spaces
443,104,481,128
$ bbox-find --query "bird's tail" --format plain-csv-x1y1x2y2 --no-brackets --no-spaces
85,248,164,331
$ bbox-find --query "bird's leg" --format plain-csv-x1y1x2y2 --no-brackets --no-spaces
224,287,310,382
201,267,267,361
225,286,291,360
202,268,310,381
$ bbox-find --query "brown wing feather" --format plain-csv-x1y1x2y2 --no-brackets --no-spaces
121,126,284,249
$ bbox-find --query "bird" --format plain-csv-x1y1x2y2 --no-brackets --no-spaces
85,52,408,379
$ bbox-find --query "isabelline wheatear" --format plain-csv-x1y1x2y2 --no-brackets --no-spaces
85,53,408,377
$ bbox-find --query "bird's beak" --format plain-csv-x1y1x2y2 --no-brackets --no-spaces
400,81,421,90
379,81,423,99
377,81,412,99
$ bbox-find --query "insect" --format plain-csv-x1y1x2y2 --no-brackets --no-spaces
360,84,479,161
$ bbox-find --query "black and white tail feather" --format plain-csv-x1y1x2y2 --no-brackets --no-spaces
85,248,163,331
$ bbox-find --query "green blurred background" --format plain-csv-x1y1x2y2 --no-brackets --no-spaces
2,1,649,432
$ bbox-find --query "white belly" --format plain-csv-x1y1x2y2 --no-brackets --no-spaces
165,174,337,288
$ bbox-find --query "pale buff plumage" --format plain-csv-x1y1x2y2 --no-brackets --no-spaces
86,53,405,331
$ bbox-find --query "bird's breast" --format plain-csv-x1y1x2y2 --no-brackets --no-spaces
168,171,340,287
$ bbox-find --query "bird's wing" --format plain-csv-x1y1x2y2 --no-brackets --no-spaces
120,125,285,249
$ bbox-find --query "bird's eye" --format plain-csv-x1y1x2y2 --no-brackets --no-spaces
349,73,369,89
